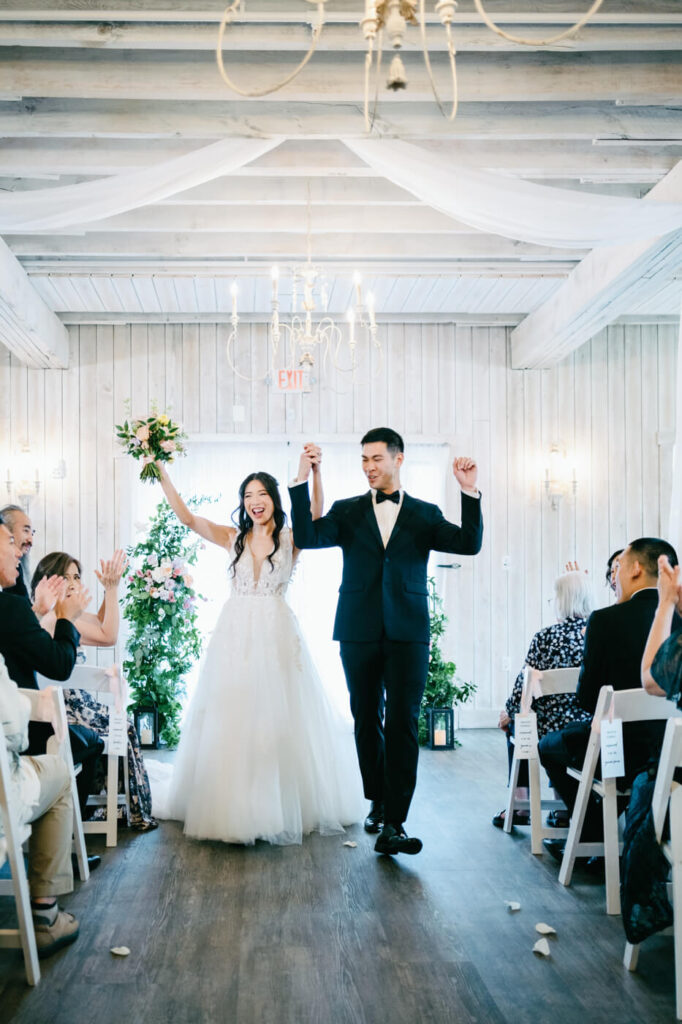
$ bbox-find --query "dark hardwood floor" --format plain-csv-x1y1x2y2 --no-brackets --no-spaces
0,730,676,1024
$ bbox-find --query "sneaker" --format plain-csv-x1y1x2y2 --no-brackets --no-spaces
34,909,80,959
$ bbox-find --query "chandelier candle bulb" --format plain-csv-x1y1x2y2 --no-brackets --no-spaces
271,265,279,302
230,280,238,318
347,307,356,346
367,292,376,328
353,271,363,307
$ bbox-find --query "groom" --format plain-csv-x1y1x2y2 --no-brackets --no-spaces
290,427,483,855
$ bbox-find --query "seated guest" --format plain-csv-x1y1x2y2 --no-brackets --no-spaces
0,651,80,957
0,518,103,862
31,551,157,832
605,548,624,597
0,528,79,956
493,570,593,829
0,504,35,601
539,538,682,856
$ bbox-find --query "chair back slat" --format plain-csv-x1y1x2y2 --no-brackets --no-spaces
523,666,580,698
36,664,117,696
608,687,682,725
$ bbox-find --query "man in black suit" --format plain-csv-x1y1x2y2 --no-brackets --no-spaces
539,537,681,847
289,427,483,855
0,503,35,601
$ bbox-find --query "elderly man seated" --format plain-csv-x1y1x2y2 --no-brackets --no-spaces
0,527,79,957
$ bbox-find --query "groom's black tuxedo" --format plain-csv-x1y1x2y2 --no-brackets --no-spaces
289,487,483,642
289,482,483,827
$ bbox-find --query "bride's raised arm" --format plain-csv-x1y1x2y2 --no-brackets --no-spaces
157,463,236,549
310,445,324,522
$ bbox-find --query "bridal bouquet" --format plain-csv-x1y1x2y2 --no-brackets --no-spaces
116,409,187,482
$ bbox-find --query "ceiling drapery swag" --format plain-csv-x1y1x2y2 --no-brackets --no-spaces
0,137,283,233
345,139,682,250
2,137,682,250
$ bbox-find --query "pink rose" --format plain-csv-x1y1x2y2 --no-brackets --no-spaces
135,424,150,442
160,440,177,453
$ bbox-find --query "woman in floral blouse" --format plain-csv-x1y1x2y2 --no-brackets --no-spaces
493,570,594,828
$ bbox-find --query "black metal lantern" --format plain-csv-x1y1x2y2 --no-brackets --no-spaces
134,704,159,749
427,707,455,750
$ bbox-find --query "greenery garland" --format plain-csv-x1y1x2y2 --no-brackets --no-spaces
122,497,208,747
418,576,477,746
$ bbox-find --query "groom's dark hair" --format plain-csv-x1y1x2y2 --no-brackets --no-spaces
361,427,404,455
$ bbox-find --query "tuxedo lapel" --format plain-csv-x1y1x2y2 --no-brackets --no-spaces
360,492,385,551
386,494,419,552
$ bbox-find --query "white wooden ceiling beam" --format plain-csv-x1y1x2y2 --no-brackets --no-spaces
0,137,676,182
6,231,585,262
0,235,69,367
510,163,682,369
1,99,679,143
2,21,680,52
1,51,679,105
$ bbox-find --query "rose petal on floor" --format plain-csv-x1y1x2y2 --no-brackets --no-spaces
533,938,551,957
535,923,557,935
505,900,521,912
110,946,131,956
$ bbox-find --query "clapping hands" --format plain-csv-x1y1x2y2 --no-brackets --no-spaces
33,575,68,618
94,549,128,591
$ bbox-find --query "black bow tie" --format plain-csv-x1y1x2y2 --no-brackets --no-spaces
376,490,400,505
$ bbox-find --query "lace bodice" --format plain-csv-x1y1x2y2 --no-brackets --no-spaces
230,527,294,598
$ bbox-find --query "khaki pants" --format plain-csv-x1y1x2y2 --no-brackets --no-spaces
24,754,74,898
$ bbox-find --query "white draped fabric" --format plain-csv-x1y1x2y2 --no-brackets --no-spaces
0,137,282,233
2,134,681,249
345,139,682,249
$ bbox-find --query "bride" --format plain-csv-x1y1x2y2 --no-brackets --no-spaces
150,447,365,845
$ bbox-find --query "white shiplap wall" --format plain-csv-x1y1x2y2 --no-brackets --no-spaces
0,321,677,724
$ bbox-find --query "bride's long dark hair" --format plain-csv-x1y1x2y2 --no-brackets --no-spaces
230,472,287,576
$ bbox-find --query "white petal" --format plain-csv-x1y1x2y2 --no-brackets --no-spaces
535,923,557,935
505,900,521,912
343,841,358,848
533,938,551,957
110,946,131,956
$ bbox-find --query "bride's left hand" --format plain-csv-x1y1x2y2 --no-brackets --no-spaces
305,443,322,474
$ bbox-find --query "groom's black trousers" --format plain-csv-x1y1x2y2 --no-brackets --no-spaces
340,638,429,827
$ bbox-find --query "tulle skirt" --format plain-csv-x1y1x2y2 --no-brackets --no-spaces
148,594,365,845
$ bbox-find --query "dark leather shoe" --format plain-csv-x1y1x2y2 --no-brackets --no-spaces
542,838,566,864
492,809,529,829
374,824,423,856
364,801,384,834
72,853,101,872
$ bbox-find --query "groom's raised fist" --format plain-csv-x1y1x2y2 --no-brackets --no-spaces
452,457,479,495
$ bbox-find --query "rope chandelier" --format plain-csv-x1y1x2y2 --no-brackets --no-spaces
216,0,606,131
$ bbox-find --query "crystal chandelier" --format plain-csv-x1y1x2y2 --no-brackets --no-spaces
225,191,381,389
216,0,605,130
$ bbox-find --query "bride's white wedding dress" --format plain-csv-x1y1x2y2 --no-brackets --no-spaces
149,527,365,845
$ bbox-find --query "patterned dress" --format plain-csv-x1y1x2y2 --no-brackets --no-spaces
65,685,157,830
505,616,591,739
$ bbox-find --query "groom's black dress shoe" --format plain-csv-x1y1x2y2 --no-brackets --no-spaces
374,824,423,856
364,802,384,834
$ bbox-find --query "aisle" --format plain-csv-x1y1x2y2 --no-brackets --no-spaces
0,730,676,1023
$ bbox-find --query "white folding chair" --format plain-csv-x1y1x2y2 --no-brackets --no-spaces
37,665,131,848
0,726,39,985
624,716,682,1020
559,685,681,915
504,666,580,854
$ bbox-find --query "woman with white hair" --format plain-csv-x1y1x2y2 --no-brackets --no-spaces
492,570,594,829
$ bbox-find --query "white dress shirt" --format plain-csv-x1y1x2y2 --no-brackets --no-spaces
372,489,404,548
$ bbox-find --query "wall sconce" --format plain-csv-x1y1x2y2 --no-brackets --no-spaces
6,443,41,506
544,444,577,511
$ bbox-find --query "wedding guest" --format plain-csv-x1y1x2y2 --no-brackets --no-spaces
540,537,682,859
493,570,593,829
0,503,35,601
0,518,103,866
641,554,682,701
606,548,624,596
0,651,80,957
31,551,157,832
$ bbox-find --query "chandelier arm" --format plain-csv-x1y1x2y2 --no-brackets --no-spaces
473,0,605,47
366,29,384,134
419,0,458,121
216,1,326,98
225,326,269,383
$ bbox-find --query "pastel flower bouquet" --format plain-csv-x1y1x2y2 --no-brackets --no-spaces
116,408,187,482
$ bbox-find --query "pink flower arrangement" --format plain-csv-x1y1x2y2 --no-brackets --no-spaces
116,409,187,483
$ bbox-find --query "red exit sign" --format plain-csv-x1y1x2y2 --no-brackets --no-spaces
274,368,311,393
